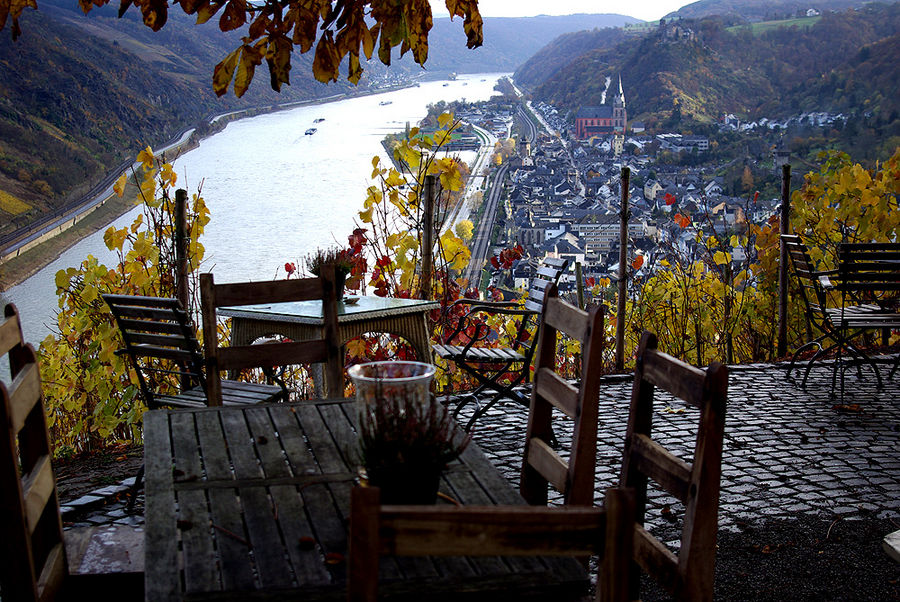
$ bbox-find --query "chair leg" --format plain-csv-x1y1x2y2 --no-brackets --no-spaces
127,464,145,511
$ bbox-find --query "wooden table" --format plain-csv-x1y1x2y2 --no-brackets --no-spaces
144,401,589,601
219,296,439,362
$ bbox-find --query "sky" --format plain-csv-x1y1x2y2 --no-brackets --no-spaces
431,1,693,22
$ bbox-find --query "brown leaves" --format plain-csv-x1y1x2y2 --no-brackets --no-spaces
2,0,483,96
266,35,292,91
312,30,340,83
219,0,245,32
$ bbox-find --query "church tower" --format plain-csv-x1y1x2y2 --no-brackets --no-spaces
612,75,626,156
612,75,627,133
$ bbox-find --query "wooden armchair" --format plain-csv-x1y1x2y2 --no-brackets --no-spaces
433,257,569,430
199,265,343,404
104,294,285,409
520,284,606,507
347,485,635,602
620,331,728,601
0,304,143,601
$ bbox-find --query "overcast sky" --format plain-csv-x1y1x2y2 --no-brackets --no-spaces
432,1,693,22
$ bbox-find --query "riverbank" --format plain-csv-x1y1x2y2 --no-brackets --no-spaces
0,82,423,292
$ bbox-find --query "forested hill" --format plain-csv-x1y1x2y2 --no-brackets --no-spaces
516,3,900,157
664,0,874,21
420,13,639,74
0,0,343,232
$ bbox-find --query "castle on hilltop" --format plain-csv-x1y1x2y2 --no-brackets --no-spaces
573,76,627,140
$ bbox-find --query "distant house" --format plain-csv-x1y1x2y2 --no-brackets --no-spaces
631,121,646,133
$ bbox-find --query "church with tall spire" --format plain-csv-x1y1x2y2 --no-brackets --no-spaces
573,75,627,141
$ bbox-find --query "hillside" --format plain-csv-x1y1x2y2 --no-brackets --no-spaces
517,4,900,159
421,14,639,74
665,0,875,21
0,0,346,236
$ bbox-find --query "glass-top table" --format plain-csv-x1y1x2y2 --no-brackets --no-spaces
219,296,440,361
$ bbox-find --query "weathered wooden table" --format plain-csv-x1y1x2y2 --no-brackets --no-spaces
144,400,589,601
219,297,439,362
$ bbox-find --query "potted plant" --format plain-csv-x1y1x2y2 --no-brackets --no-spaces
354,365,470,504
305,247,352,297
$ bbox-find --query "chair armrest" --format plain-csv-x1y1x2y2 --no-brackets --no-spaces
448,298,520,310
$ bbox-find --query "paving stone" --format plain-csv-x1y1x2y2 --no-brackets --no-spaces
68,494,103,507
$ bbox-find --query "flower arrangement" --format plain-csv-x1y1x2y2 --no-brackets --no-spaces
358,393,469,504
305,247,352,278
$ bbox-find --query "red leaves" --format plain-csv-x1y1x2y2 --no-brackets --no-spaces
632,255,645,270
674,213,692,229
665,192,677,206
490,244,524,270
284,262,296,275
753,190,760,203
376,255,391,268
585,277,596,287
348,228,367,253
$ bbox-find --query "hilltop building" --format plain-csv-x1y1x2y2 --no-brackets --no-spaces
574,76,627,140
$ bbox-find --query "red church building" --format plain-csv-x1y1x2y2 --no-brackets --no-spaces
574,76,627,140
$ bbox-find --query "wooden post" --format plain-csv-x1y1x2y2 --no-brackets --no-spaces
174,189,190,391
575,261,585,310
777,165,791,358
175,189,189,312
420,175,437,301
615,167,630,371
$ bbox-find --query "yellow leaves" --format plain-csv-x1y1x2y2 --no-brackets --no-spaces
713,251,730,266
113,174,127,198
160,163,177,187
137,146,154,169
438,112,453,128
103,226,128,252
140,171,157,201
213,46,241,97
454,219,474,241
431,157,462,191
440,230,470,271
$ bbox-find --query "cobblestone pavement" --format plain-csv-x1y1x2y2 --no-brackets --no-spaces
62,360,900,542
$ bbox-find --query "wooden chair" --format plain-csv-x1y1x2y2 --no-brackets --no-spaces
620,331,728,602
104,294,285,409
782,235,898,395
433,256,569,430
347,485,635,602
199,265,343,404
0,304,144,601
520,284,606,507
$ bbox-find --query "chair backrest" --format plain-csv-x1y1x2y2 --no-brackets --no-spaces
522,256,569,313
0,304,68,602
782,234,829,317
837,242,900,298
347,485,635,602
620,331,728,602
103,294,206,410
520,283,606,507
199,266,342,404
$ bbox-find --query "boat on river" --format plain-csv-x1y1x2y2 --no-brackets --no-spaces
305,128,317,135
313,118,325,123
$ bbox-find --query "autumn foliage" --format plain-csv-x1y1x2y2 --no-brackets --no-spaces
1,0,483,97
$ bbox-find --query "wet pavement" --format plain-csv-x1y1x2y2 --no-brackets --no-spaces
62,359,900,540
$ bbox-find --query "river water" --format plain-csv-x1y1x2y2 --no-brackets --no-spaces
3,73,506,346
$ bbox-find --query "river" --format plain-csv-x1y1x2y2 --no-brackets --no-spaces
2,73,506,346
